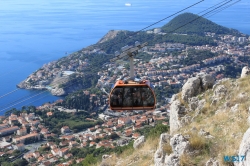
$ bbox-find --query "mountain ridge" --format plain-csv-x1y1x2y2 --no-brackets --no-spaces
162,12,239,35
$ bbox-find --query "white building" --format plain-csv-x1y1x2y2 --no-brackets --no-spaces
238,37,246,43
154,28,161,34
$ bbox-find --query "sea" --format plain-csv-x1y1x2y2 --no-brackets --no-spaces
0,0,249,115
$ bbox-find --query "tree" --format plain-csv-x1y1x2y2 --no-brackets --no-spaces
13,159,29,166
81,154,97,166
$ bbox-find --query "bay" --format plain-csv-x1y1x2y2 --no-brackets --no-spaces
0,0,249,115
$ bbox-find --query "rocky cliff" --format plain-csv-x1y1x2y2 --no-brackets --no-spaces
154,68,250,165
99,68,250,166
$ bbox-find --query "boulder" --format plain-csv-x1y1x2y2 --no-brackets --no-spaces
241,66,250,78
235,128,250,166
170,134,190,157
133,136,145,149
164,154,180,166
198,73,215,90
181,77,201,102
181,73,215,102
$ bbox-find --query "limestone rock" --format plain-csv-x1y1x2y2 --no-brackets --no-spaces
170,94,178,103
154,148,165,166
159,133,171,149
181,77,201,102
205,158,219,166
170,100,186,134
197,99,206,111
180,115,192,126
102,154,112,161
238,92,247,100
154,133,171,166
235,128,250,166
198,73,215,90
164,154,180,166
181,74,215,102
213,85,227,99
241,66,250,78
154,134,189,166
188,97,199,111
170,134,190,157
231,104,239,113
133,136,145,149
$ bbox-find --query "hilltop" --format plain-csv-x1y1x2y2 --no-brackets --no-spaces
162,12,239,35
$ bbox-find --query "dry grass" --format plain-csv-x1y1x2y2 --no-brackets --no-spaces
162,143,172,155
179,153,195,166
178,92,189,108
188,132,208,151
95,77,250,166
178,77,250,165
95,136,159,166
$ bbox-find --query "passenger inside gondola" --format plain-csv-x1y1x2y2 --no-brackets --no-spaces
123,88,133,106
133,87,142,106
110,86,155,108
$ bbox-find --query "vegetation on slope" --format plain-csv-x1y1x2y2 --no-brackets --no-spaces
56,88,106,110
177,77,249,165
162,12,239,35
97,30,216,54
92,124,169,166
93,76,250,166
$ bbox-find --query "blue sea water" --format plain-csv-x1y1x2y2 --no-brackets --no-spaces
0,0,249,115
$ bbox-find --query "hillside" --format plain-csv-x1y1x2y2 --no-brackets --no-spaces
162,12,239,35
16,12,245,95
96,68,250,166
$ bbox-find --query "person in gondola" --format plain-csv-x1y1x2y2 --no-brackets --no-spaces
123,88,133,106
117,93,123,106
133,88,141,106
111,89,119,106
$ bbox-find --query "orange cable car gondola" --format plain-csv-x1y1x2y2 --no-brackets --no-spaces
109,80,156,111
108,42,156,111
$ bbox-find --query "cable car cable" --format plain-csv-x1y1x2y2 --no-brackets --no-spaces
206,0,241,18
